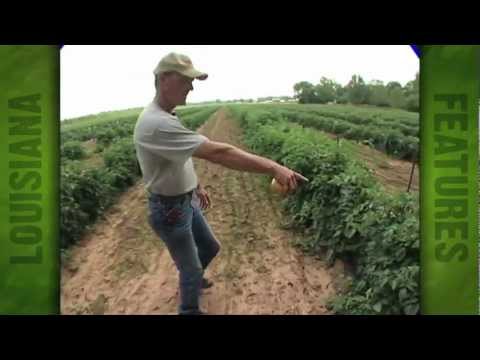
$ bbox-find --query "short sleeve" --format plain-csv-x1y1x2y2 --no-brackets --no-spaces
137,122,208,164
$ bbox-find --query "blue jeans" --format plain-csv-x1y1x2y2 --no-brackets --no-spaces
148,191,220,314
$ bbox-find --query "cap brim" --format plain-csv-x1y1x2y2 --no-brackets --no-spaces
196,73,208,80
182,68,208,81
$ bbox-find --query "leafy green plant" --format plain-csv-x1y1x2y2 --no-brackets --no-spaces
228,105,420,315
236,103,419,160
61,141,86,160
182,106,220,130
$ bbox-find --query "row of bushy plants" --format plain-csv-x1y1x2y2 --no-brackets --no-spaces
228,105,419,315
285,103,419,129
60,138,141,248
266,106,419,160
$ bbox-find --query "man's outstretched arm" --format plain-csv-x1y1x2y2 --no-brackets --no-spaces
193,139,308,191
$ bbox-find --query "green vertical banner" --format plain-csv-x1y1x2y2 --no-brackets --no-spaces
421,45,479,314
0,46,59,314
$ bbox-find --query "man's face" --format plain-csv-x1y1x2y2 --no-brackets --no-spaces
161,72,194,106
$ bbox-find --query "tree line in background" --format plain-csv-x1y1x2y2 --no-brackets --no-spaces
293,73,419,112
206,96,295,104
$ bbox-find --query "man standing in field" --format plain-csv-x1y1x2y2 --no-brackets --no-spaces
133,52,308,315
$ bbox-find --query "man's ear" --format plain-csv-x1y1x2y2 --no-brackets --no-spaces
158,72,174,89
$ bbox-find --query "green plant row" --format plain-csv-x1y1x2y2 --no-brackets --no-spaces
230,104,419,160
289,104,419,129
228,105,419,315
277,105,419,137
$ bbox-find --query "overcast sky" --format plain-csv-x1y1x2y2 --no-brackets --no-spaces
60,45,419,120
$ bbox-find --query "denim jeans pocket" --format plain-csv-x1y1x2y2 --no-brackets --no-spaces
148,195,192,232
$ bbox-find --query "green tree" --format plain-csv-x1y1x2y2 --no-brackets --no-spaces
367,80,390,107
386,81,403,92
370,86,390,107
294,81,316,104
385,81,407,109
389,87,407,109
336,85,348,104
346,75,370,104
404,72,419,96
314,77,341,104
403,72,419,112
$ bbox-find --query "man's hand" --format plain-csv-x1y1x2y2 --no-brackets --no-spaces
272,164,309,193
193,139,308,193
196,185,211,210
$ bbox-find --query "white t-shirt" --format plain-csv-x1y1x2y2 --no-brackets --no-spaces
133,102,207,196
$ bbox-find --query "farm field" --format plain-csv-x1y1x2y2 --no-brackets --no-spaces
60,103,419,315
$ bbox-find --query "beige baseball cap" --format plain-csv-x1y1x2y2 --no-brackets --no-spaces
153,52,208,80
